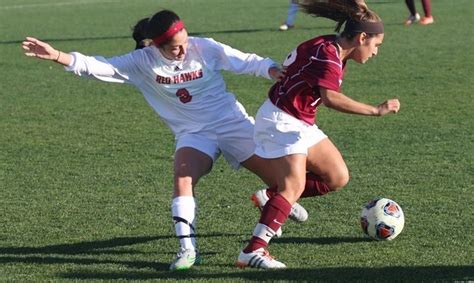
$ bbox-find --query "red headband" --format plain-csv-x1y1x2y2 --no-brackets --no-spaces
152,21,185,46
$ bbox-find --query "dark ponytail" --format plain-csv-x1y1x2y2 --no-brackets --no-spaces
298,0,382,37
132,17,151,50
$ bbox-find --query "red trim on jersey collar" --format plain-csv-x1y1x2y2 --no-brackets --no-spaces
152,21,185,46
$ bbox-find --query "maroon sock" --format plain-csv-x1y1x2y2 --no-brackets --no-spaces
266,186,277,197
243,194,292,253
266,173,330,198
421,0,431,17
244,236,268,253
299,172,331,198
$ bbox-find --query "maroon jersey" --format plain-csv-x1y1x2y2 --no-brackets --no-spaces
269,35,345,125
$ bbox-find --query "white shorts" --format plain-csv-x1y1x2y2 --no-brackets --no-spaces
175,101,255,169
254,99,327,158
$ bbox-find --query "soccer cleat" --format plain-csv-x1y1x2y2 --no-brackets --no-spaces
236,248,286,269
404,13,420,25
279,23,294,31
419,16,434,25
251,189,309,222
169,248,202,270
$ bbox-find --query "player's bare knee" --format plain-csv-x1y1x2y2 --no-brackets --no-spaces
329,169,349,191
278,178,305,199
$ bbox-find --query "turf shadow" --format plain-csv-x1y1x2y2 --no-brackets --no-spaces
0,232,238,271
56,265,474,281
0,235,167,255
0,232,240,256
271,236,373,245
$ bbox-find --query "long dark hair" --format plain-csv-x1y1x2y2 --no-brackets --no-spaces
132,10,181,50
298,0,382,38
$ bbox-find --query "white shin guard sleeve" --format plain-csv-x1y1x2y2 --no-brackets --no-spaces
171,196,197,250
252,223,277,243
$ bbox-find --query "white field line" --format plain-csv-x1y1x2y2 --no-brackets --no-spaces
0,0,123,10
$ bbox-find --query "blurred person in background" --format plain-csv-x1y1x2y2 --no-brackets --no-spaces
404,0,434,25
279,0,299,31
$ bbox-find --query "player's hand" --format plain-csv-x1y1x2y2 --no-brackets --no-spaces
268,66,285,82
376,99,400,116
22,37,60,61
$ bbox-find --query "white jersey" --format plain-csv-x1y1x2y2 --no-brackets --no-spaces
65,37,277,136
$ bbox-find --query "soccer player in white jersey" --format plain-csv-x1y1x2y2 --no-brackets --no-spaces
22,9,311,270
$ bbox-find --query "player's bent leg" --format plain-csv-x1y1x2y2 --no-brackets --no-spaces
239,155,305,270
251,189,308,223
306,138,349,192
170,147,213,270
243,155,309,224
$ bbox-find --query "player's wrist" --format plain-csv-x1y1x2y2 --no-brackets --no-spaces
54,50,61,62
372,106,381,116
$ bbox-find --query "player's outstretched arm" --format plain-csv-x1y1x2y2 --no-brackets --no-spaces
22,37,72,66
320,87,400,116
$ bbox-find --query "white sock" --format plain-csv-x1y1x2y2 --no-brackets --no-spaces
171,196,197,250
252,223,277,244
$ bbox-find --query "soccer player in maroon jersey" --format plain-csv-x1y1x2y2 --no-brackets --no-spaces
237,0,400,269
404,0,434,25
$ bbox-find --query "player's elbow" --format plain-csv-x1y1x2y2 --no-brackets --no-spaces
320,92,339,110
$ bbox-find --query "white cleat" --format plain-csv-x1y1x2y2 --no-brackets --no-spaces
169,248,201,270
404,13,420,25
279,23,294,31
251,189,309,222
236,248,286,269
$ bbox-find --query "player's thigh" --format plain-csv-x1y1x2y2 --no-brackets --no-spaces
174,147,213,196
174,147,213,178
306,138,349,189
173,140,214,197
240,154,275,187
175,132,219,178
267,154,307,203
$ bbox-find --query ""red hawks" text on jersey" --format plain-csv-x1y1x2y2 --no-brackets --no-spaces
156,69,203,84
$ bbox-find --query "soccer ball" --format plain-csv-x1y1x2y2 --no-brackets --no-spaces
360,198,405,241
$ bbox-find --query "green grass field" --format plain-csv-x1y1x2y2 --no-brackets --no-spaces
0,0,473,281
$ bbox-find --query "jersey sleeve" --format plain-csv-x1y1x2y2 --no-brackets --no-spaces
300,45,342,92
194,37,277,80
64,50,143,84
